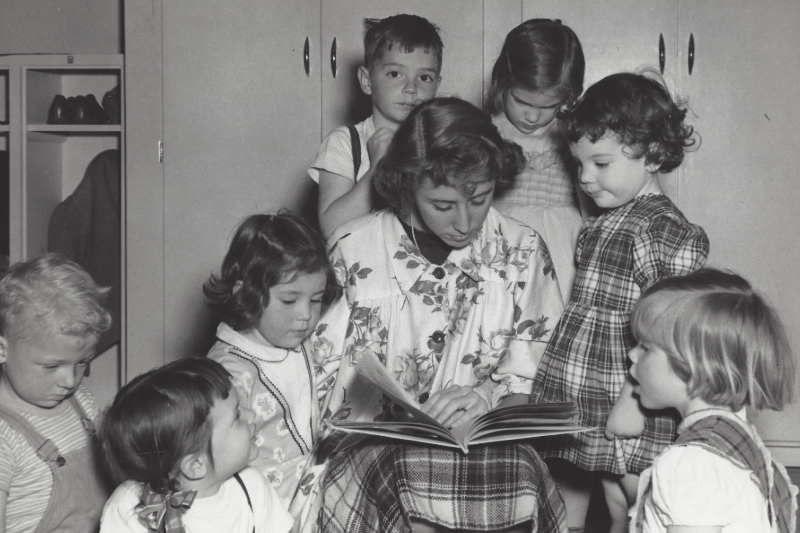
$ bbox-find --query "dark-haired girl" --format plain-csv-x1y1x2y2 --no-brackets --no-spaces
529,72,710,533
203,212,341,529
314,97,567,533
100,357,293,533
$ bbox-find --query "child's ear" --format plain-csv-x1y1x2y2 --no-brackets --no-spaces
357,66,372,96
0,336,9,365
178,452,210,482
645,142,664,173
645,161,662,173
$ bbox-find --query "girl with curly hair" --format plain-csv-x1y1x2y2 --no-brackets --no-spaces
529,72,710,533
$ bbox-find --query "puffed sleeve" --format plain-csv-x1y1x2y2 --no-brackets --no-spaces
491,230,565,403
632,213,709,291
649,446,743,528
208,347,258,411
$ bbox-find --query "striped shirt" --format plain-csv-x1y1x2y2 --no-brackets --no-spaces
0,386,97,533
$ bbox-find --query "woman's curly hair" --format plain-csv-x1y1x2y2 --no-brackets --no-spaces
559,71,697,172
374,97,525,214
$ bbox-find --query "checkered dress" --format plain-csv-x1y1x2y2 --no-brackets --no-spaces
530,194,709,474
491,113,578,210
321,440,568,533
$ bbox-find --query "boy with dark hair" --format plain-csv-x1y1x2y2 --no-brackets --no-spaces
309,14,443,239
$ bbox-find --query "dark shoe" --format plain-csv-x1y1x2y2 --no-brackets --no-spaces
86,94,111,124
71,95,91,124
47,94,69,124
102,85,120,124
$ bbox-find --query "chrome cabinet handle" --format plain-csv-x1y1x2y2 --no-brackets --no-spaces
303,37,310,76
659,33,665,74
688,33,695,75
330,37,338,78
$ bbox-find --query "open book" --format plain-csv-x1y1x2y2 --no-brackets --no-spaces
325,353,589,454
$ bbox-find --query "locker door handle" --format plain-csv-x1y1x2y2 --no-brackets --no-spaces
659,33,665,74
688,33,695,75
330,37,338,78
304,37,310,76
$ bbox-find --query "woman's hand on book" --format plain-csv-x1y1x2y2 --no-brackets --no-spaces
420,385,489,429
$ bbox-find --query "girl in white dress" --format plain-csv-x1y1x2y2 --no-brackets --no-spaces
627,268,797,533
100,357,293,533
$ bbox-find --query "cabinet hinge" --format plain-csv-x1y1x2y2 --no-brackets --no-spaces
158,140,163,163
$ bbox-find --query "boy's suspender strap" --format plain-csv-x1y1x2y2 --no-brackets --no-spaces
233,472,256,533
0,402,63,465
67,393,97,438
347,124,361,179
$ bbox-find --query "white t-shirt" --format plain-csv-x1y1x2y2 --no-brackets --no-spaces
100,467,294,533
307,116,375,183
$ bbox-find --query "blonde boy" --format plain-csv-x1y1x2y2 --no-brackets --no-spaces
309,13,443,238
0,254,111,533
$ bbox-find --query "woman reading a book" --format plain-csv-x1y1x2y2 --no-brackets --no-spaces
313,98,567,533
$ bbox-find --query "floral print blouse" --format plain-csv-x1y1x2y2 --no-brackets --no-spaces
311,209,565,424
207,323,320,507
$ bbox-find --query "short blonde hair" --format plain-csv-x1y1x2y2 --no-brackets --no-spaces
0,254,111,345
631,268,795,412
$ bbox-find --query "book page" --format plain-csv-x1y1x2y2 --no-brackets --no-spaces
354,353,444,428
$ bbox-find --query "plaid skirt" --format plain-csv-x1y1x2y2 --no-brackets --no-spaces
321,439,567,533
530,304,679,474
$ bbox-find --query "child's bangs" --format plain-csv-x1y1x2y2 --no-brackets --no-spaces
631,291,679,350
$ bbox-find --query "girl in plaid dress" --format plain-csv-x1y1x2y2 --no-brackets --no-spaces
488,19,586,304
529,72,709,533
628,269,796,533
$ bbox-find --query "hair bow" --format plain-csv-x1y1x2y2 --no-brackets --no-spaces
137,484,197,533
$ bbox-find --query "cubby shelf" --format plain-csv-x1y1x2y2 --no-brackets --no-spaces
28,124,121,133
0,53,124,408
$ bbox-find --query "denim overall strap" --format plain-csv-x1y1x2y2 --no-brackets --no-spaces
0,395,109,533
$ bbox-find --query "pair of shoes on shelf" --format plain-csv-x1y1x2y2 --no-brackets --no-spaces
47,94,112,125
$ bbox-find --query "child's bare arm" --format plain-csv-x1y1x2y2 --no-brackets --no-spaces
318,128,394,239
604,377,646,440
0,489,7,533
318,170,375,239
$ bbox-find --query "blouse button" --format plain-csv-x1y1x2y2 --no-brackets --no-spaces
432,267,445,279
418,392,430,404
56,456,66,467
431,330,446,344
